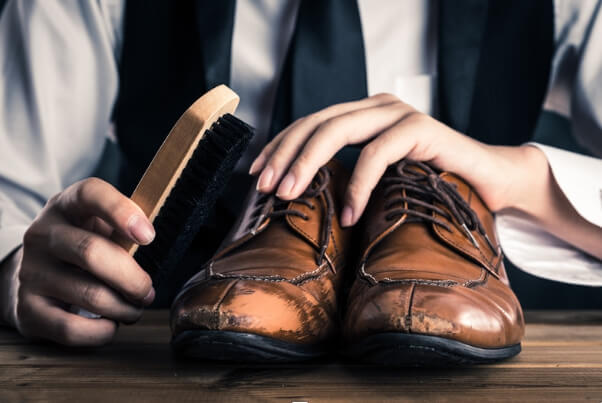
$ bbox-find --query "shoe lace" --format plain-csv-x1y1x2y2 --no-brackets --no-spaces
382,160,498,255
247,166,334,265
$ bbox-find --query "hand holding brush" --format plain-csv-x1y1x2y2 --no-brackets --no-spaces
0,86,254,344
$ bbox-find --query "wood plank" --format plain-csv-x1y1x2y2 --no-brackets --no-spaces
524,310,602,324
1,310,601,402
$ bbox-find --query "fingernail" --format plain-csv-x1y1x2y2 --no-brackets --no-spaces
276,172,296,198
128,215,155,245
341,205,354,227
256,166,274,191
143,287,155,305
249,156,263,175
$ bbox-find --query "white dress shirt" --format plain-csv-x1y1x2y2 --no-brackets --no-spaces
0,0,601,286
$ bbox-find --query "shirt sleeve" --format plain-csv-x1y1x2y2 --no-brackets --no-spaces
495,0,602,286
495,144,602,286
0,0,123,262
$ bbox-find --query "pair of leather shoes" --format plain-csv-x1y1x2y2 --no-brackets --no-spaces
170,159,524,365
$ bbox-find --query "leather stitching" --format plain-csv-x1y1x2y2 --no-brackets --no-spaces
359,266,490,290
468,187,504,272
209,261,330,285
289,212,320,248
359,275,459,288
435,223,489,264
433,223,499,278
297,268,330,285
463,269,489,288
360,263,483,284
329,228,339,259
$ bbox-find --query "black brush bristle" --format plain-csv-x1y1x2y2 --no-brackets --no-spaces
134,113,254,288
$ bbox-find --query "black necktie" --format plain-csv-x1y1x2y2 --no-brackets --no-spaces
270,0,368,138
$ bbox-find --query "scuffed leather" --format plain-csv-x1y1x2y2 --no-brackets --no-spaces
171,160,352,345
344,167,524,349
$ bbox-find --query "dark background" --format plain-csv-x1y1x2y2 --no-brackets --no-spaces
1,0,600,309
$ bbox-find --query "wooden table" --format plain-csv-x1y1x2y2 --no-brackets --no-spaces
1,311,601,402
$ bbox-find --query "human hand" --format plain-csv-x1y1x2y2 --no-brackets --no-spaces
0,178,156,346
249,93,541,226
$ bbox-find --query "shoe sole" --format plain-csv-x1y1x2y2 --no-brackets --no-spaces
343,333,521,366
171,330,329,363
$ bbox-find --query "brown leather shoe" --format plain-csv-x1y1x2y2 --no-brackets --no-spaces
342,160,524,365
170,160,351,362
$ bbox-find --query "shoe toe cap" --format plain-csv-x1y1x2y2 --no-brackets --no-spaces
171,278,335,345
345,280,524,349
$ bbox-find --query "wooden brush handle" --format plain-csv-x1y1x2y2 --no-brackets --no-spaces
113,85,240,255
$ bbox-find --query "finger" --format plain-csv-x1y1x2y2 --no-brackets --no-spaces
31,262,144,324
248,117,307,175
275,102,415,200
55,178,155,245
250,96,377,176
82,216,114,238
252,93,402,190
45,223,154,305
17,293,117,346
341,115,423,227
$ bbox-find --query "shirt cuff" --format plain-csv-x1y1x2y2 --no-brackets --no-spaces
495,143,602,286
532,143,602,227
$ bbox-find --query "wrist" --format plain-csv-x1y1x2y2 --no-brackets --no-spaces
460,143,549,214
503,144,550,217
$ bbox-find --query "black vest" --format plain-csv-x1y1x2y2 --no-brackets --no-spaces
113,1,554,303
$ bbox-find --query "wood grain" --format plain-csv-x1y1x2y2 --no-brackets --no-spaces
1,310,601,402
